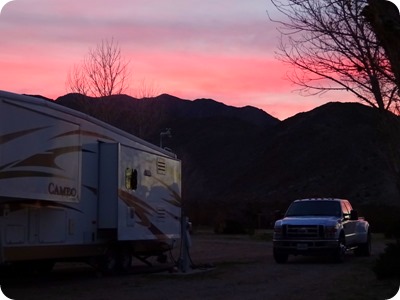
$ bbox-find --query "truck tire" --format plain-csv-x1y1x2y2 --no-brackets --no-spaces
355,231,371,257
333,234,346,263
273,249,289,264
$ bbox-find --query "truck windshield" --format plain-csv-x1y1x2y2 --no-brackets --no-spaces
285,201,341,217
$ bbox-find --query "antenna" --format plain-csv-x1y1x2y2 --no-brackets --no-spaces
160,128,172,148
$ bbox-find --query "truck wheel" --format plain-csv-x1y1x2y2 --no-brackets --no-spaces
273,249,289,264
355,231,371,257
333,235,346,263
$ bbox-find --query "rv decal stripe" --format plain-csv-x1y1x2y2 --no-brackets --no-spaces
0,161,18,171
164,209,180,221
118,190,156,227
51,130,115,141
0,170,68,180
161,196,181,208
12,146,81,170
0,199,82,213
0,126,49,145
83,185,97,196
148,223,168,241
154,178,182,207
118,189,170,241
119,190,156,213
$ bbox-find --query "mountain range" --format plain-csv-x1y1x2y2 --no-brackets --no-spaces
52,93,400,231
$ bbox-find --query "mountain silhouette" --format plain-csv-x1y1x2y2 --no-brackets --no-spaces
52,93,400,231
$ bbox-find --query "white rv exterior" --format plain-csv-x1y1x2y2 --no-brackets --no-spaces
0,91,181,272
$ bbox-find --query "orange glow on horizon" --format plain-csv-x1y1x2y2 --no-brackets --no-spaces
0,0,358,120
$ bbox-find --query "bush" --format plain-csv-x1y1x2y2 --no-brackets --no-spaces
360,205,400,235
222,220,248,234
373,242,400,280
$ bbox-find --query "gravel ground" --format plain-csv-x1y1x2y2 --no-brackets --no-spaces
2,232,399,300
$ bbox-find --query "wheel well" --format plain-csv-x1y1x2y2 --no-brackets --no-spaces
339,231,345,243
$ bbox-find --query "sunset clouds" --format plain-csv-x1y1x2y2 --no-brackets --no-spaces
0,0,352,119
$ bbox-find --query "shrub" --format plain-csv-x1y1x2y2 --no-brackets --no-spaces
373,242,400,280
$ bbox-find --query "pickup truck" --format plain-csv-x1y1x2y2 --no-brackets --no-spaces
273,198,371,263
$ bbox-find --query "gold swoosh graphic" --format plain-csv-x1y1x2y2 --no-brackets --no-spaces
0,170,68,180
0,161,18,171
13,146,81,170
119,190,155,226
0,126,49,145
0,199,82,213
118,189,169,241
153,177,182,207
51,129,115,141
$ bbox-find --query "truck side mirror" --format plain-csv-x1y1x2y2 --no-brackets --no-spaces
350,210,358,220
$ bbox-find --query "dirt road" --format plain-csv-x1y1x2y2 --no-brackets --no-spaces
2,233,399,300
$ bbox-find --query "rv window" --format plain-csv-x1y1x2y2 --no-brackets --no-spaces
125,168,133,190
125,168,138,191
131,169,138,190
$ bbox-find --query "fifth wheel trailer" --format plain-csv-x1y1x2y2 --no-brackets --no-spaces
0,90,182,273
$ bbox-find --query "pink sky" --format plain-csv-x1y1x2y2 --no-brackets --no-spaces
0,0,355,120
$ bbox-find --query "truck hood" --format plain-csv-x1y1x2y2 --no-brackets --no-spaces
277,216,340,227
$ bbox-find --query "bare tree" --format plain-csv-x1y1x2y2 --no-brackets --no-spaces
66,64,89,96
362,0,400,103
269,0,399,112
133,78,160,99
66,38,130,97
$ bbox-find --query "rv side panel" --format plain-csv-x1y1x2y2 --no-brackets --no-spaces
0,98,81,203
117,145,181,242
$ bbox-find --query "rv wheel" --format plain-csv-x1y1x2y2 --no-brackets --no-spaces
117,246,132,273
100,247,118,275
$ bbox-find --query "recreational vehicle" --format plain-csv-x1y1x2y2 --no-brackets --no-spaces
0,91,182,273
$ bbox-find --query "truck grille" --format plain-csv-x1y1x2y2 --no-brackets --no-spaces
283,225,324,238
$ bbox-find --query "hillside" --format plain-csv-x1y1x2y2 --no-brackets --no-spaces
224,102,400,230
54,94,400,230
55,93,278,219
55,93,278,139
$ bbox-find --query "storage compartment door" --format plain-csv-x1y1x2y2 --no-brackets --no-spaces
98,143,119,229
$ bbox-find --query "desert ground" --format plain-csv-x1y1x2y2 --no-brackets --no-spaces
1,231,399,300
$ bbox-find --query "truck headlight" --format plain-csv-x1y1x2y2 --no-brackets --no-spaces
274,225,282,236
